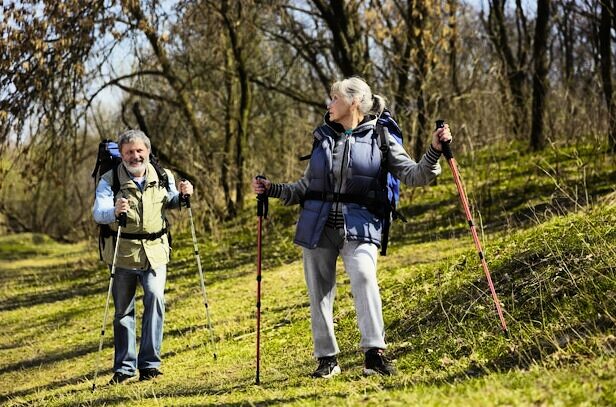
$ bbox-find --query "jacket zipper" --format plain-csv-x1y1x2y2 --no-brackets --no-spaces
337,132,351,241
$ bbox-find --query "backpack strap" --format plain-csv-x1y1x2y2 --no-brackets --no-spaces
375,122,390,189
375,123,393,256
149,156,170,190
299,138,320,161
111,162,121,196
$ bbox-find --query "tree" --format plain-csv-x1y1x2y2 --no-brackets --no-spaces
599,0,616,153
214,0,256,216
483,0,531,138
530,0,551,151
370,0,447,159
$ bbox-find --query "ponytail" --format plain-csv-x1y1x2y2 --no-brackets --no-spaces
371,95,387,116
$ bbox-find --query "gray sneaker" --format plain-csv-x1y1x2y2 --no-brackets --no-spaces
311,356,341,378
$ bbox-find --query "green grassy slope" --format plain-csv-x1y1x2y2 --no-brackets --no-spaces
0,142,614,406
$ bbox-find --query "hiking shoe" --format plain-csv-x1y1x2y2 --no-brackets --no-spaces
363,348,396,376
108,372,134,385
139,368,163,381
311,356,341,378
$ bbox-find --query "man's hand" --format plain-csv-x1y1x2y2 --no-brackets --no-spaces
115,198,129,218
179,180,194,196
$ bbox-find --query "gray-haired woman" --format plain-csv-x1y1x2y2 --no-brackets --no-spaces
252,77,452,378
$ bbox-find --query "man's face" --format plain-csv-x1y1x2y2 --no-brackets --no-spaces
120,140,149,176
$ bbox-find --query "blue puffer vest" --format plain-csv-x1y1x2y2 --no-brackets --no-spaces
294,117,385,249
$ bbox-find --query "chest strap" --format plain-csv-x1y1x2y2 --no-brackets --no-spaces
119,228,167,240
303,190,379,206
101,224,167,241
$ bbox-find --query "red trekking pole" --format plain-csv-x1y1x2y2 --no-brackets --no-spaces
437,120,508,333
255,175,268,385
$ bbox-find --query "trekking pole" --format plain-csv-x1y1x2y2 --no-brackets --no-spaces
436,120,508,333
92,211,126,392
255,175,268,385
182,192,217,360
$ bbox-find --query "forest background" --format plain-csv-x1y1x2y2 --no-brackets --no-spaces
1,0,615,239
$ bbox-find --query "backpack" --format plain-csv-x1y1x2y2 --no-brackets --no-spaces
374,109,407,255
91,139,172,261
376,109,403,215
300,110,406,255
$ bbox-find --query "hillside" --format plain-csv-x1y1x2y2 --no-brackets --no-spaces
0,141,615,406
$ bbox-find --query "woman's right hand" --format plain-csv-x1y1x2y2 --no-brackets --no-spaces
251,176,271,194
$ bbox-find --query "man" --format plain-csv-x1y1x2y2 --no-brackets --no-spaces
92,129,193,384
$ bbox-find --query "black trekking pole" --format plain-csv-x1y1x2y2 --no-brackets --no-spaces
255,175,268,385
182,192,217,360
92,211,126,392
436,120,508,334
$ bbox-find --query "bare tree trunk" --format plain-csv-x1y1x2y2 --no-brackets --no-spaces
599,0,616,153
311,0,370,78
485,0,530,138
220,0,253,212
221,46,237,218
530,0,550,151
411,0,429,160
123,2,205,151
448,0,461,96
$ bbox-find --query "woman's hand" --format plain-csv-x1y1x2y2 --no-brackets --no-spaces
251,176,271,194
431,123,452,152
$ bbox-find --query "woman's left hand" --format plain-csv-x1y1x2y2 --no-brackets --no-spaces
431,123,452,152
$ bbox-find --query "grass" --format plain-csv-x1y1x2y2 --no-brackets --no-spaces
0,141,615,406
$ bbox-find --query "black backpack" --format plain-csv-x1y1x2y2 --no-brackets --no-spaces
92,139,172,260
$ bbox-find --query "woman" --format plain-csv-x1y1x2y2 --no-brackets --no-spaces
252,77,452,378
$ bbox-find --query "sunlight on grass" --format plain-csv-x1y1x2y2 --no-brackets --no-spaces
1,142,615,406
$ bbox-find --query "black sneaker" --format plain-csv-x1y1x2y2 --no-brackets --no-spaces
139,368,163,381
108,372,134,385
363,348,396,376
311,356,341,378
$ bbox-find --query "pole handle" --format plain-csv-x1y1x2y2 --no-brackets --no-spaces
118,212,127,228
435,119,453,160
256,175,268,218
117,193,128,227
180,178,192,208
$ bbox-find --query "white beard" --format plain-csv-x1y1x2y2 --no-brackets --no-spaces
122,158,148,176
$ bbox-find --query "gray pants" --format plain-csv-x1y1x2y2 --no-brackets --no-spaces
302,226,386,358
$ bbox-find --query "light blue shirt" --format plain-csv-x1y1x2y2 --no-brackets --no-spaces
92,170,181,225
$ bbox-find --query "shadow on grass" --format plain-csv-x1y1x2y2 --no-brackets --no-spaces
0,373,98,404
0,342,99,376
0,282,103,312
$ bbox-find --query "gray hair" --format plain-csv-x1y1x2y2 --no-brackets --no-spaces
330,77,387,116
117,129,151,152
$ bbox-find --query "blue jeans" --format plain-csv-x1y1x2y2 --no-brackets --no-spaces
111,265,166,375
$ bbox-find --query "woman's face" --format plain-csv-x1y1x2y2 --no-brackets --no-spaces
327,92,353,123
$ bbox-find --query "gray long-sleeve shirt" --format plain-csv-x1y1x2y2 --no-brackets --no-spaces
269,125,442,222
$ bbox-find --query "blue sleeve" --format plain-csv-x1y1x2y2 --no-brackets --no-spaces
92,178,117,224
165,171,181,209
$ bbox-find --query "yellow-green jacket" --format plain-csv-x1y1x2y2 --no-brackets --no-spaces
93,163,180,270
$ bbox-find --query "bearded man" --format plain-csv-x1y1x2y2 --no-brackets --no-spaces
93,129,193,384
